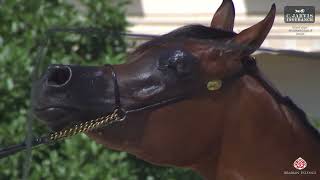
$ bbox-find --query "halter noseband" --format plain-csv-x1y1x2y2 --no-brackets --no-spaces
103,57,251,115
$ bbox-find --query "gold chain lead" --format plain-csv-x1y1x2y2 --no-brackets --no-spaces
48,109,123,141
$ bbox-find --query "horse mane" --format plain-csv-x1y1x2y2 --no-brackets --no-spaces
253,64,320,141
129,24,237,59
281,97,320,141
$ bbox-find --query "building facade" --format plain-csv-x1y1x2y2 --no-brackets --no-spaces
127,0,320,52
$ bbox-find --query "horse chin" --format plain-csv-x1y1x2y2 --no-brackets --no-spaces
33,106,108,131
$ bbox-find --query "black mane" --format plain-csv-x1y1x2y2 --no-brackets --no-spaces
131,24,237,56
252,61,320,141
161,24,237,40
283,97,320,141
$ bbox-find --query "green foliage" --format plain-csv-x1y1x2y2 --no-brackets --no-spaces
311,117,320,129
0,0,201,179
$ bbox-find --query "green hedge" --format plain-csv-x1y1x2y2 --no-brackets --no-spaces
0,0,201,179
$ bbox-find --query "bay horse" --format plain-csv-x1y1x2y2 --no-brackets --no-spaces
33,0,320,179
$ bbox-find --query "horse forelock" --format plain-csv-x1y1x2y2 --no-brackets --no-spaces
128,24,237,61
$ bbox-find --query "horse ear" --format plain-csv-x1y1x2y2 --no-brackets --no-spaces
232,4,276,55
210,0,235,31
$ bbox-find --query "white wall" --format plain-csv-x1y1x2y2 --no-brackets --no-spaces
127,0,320,15
126,0,320,52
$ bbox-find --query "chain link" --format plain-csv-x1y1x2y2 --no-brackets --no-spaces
48,109,124,141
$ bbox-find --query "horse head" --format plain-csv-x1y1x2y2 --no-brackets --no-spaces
33,1,320,179
33,0,276,167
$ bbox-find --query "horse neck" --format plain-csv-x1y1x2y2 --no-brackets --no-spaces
197,74,320,180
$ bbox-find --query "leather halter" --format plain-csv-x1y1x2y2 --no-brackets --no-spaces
104,64,122,109
104,58,249,117
104,56,289,119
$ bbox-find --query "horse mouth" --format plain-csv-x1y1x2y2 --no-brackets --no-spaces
33,106,80,129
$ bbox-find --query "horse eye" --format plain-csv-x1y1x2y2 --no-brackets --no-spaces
168,50,184,67
168,50,197,75
158,49,197,76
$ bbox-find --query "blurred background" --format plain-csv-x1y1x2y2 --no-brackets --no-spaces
0,0,319,179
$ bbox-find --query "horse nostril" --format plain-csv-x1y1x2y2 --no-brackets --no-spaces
46,65,72,87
